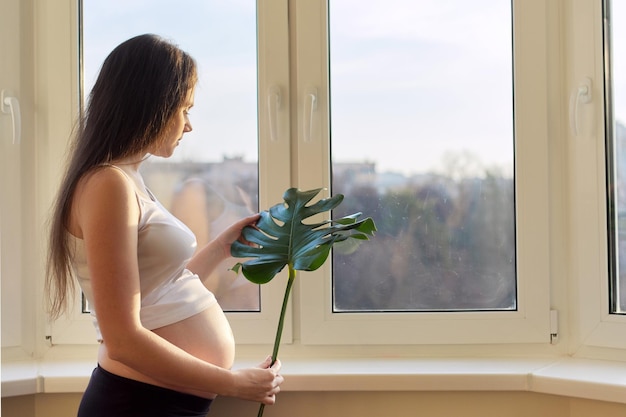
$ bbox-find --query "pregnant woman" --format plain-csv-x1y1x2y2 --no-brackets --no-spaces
45,34,283,417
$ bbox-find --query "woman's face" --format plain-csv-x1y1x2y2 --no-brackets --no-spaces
150,88,195,158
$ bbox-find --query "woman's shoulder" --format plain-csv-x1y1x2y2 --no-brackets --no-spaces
74,165,140,215
78,164,134,194
70,165,141,238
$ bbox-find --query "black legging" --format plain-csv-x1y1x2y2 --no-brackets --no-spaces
77,365,213,417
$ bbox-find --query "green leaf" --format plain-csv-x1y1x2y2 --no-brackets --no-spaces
231,188,377,284
230,188,377,417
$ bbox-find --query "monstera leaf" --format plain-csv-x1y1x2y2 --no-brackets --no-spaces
230,188,376,417
231,187,376,284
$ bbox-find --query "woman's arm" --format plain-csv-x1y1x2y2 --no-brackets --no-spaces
73,168,278,403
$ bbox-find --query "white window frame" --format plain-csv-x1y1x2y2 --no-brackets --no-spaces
20,0,626,358
567,0,626,352
295,0,552,345
47,0,294,346
1,0,24,351
0,91,23,351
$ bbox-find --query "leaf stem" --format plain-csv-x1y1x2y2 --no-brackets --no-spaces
257,265,296,417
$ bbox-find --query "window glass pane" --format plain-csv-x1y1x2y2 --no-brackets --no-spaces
607,0,626,314
82,0,260,311
329,0,516,312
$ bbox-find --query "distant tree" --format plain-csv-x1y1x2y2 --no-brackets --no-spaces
333,152,516,312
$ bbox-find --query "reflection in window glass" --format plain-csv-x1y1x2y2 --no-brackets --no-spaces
82,0,260,311
606,0,626,313
329,0,516,312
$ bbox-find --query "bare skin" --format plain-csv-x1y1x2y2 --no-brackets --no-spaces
68,91,283,403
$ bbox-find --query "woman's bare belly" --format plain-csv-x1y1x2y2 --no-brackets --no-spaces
98,303,235,399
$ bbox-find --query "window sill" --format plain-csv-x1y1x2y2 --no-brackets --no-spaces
3,357,626,404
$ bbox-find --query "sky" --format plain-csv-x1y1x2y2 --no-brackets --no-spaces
83,0,625,178
83,0,258,164
328,0,513,176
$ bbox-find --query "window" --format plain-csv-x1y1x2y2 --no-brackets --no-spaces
1,90,23,349
49,0,553,348
1,0,38,358
52,0,549,344
49,0,291,345
328,0,516,313
82,1,261,313
607,0,626,315
568,0,626,351
297,0,550,344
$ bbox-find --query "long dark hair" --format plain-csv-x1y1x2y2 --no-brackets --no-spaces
45,34,198,318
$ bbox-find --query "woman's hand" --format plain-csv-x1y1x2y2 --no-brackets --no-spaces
188,212,260,287
230,357,284,404
215,213,261,259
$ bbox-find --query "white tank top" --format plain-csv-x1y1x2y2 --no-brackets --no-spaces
69,164,217,341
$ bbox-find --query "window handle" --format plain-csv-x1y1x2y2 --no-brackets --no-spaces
1,90,21,144
303,87,317,142
268,85,281,142
569,77,592,137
